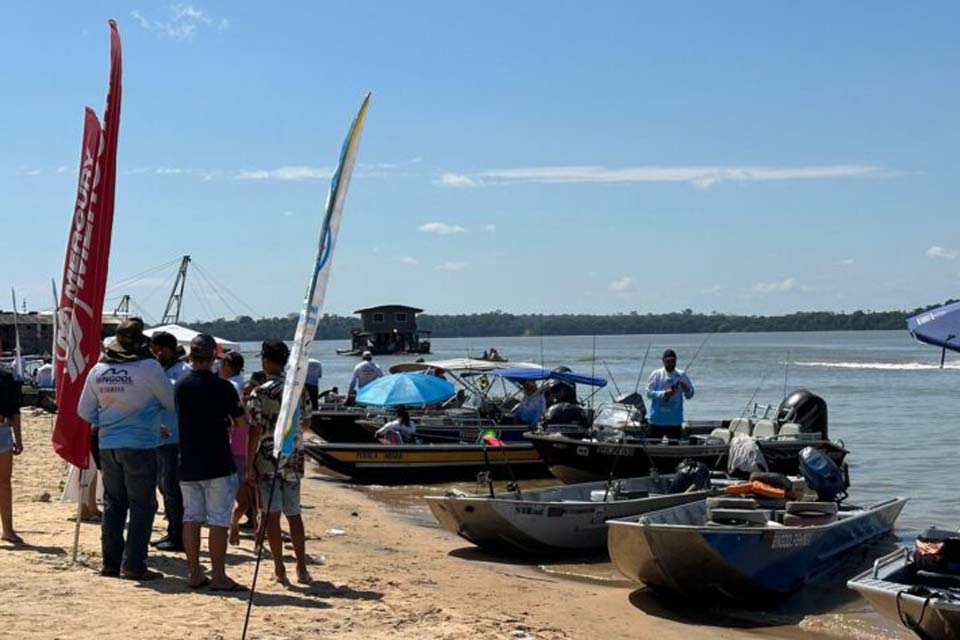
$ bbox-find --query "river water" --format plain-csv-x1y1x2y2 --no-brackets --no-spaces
240,330,958,639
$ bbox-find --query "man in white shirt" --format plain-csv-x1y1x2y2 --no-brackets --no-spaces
348,351,383,395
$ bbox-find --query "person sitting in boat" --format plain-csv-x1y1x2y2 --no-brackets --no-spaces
348,351,383,396
645,349,695,440
375,407,417,444
318,386,342,403
511,381,546,425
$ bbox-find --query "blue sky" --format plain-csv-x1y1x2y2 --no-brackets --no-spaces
2,2,958,321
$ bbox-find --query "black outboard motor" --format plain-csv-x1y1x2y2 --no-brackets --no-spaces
542,402,589,428
776,389,828,439
542,378,577,406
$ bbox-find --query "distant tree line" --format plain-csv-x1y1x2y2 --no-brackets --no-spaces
187,301,955,342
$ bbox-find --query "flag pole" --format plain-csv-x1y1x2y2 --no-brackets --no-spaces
71,465,84,563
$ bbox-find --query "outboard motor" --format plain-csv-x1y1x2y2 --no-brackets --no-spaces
615,392,647,421
542,402,589,428
542,378,577,406
776,389,828,439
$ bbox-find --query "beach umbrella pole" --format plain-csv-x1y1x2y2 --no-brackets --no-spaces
242,467,280,640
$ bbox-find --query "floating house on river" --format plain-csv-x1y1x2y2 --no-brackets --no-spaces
338,305,431,356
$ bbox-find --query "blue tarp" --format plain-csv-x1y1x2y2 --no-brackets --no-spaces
907,301,960,354
480,367,607,388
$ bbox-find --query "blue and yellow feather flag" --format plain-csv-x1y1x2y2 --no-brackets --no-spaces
273,94,371,459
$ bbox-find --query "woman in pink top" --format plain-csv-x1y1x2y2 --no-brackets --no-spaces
220,353,253,545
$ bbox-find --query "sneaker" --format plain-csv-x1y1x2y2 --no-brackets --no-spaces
149,535,170,548
155,539,184,552
100,566,120,577
120,568,164,581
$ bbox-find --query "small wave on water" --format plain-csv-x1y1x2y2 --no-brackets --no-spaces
794,360,960,371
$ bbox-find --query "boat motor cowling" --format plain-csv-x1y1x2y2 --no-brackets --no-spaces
776,389,828,439
542,402,589,428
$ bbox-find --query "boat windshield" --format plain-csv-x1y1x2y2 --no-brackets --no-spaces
593,404,643,430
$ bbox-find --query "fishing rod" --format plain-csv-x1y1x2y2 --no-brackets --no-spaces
683,330,715,375
783,350,791,398
633,343,652,393
601,359,622,398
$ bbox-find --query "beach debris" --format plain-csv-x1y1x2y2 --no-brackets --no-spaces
33,491,51,502
350,511,359,517
324,528,347,537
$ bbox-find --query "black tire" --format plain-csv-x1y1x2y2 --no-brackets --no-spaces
783,513,836,527
749,472,792,492
707,508,772,525
785,501,839,516
706,497,759,510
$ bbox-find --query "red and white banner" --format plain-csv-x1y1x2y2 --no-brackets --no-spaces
52,20,123,469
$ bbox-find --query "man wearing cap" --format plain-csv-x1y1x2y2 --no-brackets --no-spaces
347,351,383,396
77,318,175,581
149,331,190,552
175,334,248,590
247,340,314,584
645,349,695,439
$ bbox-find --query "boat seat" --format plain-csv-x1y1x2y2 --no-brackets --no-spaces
728,418,753,437
778,422,801,437
752,420,777,440
708,428,731,444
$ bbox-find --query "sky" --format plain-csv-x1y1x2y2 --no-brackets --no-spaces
2,1,959,322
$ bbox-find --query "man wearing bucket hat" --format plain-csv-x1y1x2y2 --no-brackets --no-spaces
77,318,176,581
645,348,696,440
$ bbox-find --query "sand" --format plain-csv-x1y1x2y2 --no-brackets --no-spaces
0,412,908,640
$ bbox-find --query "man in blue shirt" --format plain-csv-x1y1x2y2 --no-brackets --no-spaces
78,319,175,580
150,331,190,552
645,349,695,439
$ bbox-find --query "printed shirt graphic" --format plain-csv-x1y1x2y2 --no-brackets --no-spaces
247,374,311,480
77,359,175,449
645,367,695,426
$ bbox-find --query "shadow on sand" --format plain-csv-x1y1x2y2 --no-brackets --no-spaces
626,537,901,630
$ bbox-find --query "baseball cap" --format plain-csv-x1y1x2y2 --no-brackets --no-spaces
260,340,290,365
362,350,373,360
190,334,217,361
150,331,177,351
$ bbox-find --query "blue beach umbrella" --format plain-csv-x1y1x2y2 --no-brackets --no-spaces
907,300,960,367
355,372,455,407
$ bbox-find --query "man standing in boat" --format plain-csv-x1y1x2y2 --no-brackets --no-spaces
347,350,383,397
645,349,695,439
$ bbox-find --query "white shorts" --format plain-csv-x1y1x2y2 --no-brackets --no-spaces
180,474,238,528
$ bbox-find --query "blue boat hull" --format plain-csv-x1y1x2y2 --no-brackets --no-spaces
608,497,907,601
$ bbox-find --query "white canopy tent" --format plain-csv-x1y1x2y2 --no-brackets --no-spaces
102,323,240,353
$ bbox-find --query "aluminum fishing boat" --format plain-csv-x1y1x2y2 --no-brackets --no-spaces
849,546,960,639
426,474,713,554
608,496,907,601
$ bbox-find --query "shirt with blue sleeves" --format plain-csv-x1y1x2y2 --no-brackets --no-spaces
159,360,191,445
77,358,176,450
645,367,695,426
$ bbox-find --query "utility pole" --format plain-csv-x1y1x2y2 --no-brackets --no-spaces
161,255,191,325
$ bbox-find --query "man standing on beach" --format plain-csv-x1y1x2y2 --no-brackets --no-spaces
175,334,247,591
347,350,382,396
247,340,313,584
149,331,189,552
645,348,695,439
77,318,174,581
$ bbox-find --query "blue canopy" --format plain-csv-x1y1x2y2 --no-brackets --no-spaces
907,301,960,355
355,372,455,407
480,367,607,388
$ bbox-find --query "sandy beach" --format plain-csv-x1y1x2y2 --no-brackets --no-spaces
0,411,907,640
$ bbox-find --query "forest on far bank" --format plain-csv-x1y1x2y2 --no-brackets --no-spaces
187,301,955,342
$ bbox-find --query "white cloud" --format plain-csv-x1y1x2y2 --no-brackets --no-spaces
837,258,855,266
926,246,958,260
436,261,467,271
126,276,167,289
55,166,68,174
439,164,881,189
752,277,798,293
418,222,466,235
608,276,635,292
130,5,226,41
282,210,294,217
483,224,497,233
15,167,41,176
396,256,418,265
234,166,331,181
155,167,183,175
702,284,723,295
436,172,479,188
